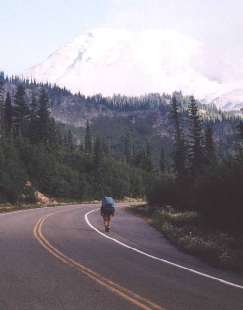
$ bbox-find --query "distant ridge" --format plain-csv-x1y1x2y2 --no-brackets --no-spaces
25,28,243,111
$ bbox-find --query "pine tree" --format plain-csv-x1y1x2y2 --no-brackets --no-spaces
101,137,110,156
160,146,165,173
67,130,74,151
205,126,215,164
134,149,146,169
0,72,5,136
30,94,39,120
13,84,29,137
29,94,39,143
85,121,92,153
38,89,50,143
171,93,186,176
238,122,243,140
237,122,243,159
188,96,204,175
4,92,13,136
124,133,133,163
79,143,84,152
94,136,103,166
48,118,59,146
144,143,153,172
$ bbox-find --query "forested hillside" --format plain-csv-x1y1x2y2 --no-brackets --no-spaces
1,70,243,237
2,73,242,165
147,93,243,235
0,73,152,203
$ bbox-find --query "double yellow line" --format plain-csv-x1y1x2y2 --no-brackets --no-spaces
33,213,164,310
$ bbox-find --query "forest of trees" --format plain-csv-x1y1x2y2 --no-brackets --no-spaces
1,71,243,234
0,72,153,203
147,93,243,234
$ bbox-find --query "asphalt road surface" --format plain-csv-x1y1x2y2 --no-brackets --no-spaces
0,203,243,310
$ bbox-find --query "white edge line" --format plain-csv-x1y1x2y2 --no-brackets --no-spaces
85,208,243,290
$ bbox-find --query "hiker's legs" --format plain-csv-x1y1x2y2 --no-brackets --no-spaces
107,215,111,229
103,215,108,227
103,214,111,231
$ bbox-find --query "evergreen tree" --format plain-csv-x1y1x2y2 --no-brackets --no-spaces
238,122,243,140
0,72,5,136
205,126,215,164
236,122,243,159
79,143,84,152
0,141,27,203
67,130,74,151
124,133,133,163
85,121,92,153
48,118,59,146
38,89,50,143
101,137,110,156
4,92,13,136
13,84,29,137
29,95,39,143
94,136,103,166
134,143,153,172
30,94,39,120
188,96,204,175
144,142,153,172
134,149,146,169
171,93,186,176
160,146,165,173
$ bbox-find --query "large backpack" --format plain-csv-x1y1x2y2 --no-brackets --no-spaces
102,196,115,213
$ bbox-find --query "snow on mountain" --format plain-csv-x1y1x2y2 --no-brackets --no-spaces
25,28,243,111
203,86,243,111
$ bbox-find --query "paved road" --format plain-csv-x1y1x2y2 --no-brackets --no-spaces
0,204,243,310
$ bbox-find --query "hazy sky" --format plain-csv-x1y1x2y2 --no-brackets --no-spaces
0,0,242,75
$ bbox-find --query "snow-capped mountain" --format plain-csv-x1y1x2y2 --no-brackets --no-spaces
25,28,243,111
204,87,243,111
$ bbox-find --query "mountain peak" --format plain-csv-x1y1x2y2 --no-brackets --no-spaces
25,28,243,110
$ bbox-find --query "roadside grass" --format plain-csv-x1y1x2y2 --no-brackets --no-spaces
0,200,89,213
0,203,44,213
128,204,243,274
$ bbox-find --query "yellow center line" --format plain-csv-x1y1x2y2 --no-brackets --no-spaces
33,212,165,310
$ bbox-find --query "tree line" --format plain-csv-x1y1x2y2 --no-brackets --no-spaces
147,92,243,233
0,73,151,203
1,70,243,234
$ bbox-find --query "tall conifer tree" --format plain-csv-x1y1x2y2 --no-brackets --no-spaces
14,84,29,137
237,122,243,159
160,145,165,173
188,96,204,175
144,143,153,172
29,94,39,143
38,89,50,143
0,72,5,136
85,121,92,153
94,136,103,166
124,133,133,164
67,130,74,151
4,92,13,136
171,93,186,176
205,126,215,164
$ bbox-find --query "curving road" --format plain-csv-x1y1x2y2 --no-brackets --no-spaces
0,203,243,310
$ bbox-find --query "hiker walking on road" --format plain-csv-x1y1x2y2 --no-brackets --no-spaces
101,196,115,232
